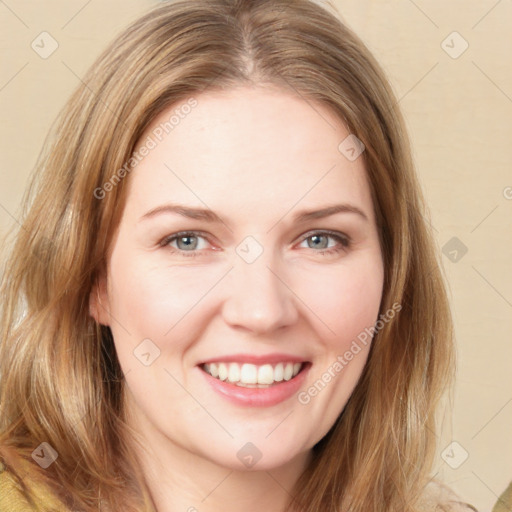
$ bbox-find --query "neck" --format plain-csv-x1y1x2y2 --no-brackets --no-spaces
123,401,311,512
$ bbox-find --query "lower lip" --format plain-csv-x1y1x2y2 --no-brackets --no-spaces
199,364,310,407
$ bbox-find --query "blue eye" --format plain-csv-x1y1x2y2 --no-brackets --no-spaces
160,230,350,258
160,231,210,257
298,231,350,255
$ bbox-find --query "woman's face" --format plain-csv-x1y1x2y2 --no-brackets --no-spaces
92,86,384,471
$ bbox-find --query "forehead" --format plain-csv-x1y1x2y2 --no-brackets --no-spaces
124,86,373,224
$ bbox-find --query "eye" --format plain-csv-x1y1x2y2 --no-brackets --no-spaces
297,230,350,256
160,231,211,257
159,229,351,258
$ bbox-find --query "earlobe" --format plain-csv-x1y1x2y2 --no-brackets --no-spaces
89,275,110,326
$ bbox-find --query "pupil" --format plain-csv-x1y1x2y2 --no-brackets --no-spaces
178,236,197,250
309,235,328,249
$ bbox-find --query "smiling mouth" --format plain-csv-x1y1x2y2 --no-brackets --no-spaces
200,361,309,388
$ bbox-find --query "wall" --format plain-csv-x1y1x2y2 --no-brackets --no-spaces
0,1,510,510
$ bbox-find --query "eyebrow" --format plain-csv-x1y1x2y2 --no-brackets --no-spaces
138,202,369,225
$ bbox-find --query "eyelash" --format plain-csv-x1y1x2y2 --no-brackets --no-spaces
159,230,351,258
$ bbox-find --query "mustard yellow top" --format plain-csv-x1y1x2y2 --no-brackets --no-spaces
0,460,69,512
0,458,487,512
492,481,512,512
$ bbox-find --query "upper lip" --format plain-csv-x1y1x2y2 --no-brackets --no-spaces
198,353,308,366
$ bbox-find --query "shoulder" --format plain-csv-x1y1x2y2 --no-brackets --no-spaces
416,479,478,512
0,460,36,511
493,481,512,512
0,460,70,512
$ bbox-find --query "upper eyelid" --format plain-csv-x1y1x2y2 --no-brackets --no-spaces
160,230,210,244
298,229,349,241
161,230,349,249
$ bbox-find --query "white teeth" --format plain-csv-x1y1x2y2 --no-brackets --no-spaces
210,363,219,378
202,361,304,385
257,364,274,385
283,363,294,381
218,363,228,381
240,364,258,384
228,362,240,382
274,362,284,382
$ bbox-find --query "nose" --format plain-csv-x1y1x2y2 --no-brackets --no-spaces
220,248,298,334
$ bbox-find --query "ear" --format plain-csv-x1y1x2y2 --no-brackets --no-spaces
89,272,111,326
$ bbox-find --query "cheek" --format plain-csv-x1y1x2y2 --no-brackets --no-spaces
106,250,224,353
107,237,383,364
299,256,384,346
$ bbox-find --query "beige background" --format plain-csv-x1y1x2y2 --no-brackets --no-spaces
1,1,511,510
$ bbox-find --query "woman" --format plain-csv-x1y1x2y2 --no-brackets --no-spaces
0,0,474,511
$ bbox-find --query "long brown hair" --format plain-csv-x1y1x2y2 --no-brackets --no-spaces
0,1,454,510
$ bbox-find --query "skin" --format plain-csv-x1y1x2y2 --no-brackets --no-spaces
90,85,384,512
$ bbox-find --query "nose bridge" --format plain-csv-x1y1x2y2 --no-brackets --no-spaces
221,238,297,333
